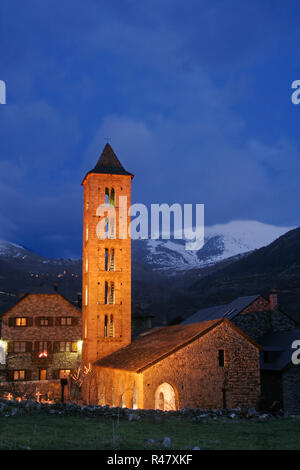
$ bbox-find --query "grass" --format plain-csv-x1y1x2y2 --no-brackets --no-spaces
0,414,300,450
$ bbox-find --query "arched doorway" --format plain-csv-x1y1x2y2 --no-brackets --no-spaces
155,383,177,411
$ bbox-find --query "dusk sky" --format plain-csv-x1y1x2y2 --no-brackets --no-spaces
1,0,300,258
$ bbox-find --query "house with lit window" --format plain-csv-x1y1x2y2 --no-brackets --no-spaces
0,292,82,400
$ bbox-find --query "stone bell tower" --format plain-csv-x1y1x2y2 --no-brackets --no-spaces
81,143,134,371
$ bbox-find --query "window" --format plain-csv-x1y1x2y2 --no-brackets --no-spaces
40,318,49,326
86,224,89,241
13,370,25,381
105,248,109,271
110,188,115,207
105,282,108,304
85,258,88,273
59,369,71,379
15,317,27,327
105,248,115,271
39,369,47,381
218,349,225,367
60,317,72,326
109,216,116,238
110,249,115,271
105,217,109,239
110,283,115,304
105,187,110,206
39,342,48,353
104,315,108,337
59,342,77,352
109,315,114,337
14,342,26,353
105,282,115,305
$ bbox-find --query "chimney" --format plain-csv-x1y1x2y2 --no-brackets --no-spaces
53,282,58,292
269,289,278,310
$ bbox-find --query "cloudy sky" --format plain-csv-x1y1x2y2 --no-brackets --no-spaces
0,0,300,257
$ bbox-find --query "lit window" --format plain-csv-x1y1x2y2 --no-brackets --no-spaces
13,370,25,381
59,370,71,379
15,317,27,327
86,224,89,241
14,342,26,353
59,341,77,352
40,318,49,326
39,369,47,380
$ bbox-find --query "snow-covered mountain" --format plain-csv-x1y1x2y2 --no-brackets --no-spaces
0,220,295,274
132,220,295,271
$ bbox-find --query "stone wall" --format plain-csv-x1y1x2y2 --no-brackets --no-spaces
234,309,296,343
95,321,261,410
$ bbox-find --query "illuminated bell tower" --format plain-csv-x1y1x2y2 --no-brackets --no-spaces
81,143,134,369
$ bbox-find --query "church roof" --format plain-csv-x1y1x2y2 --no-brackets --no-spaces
95,318,261,373
82,143,134,182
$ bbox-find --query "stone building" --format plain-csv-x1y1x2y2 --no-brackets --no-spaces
0,293,82,400
183,291,300,411
94,318,261,410
81,144,262,410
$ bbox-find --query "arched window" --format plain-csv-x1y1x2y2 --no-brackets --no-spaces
109,216,115,238
104,315,108,337
105,217,109,239
110,283,115,304
105,249,109,271
110,188,115,207
105,188,109,206
105,282,108,304
109,315,114,337
110,249,115,271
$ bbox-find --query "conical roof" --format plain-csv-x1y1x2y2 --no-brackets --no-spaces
85,143,134,179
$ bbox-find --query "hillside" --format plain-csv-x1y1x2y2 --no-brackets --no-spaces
0,224,299,326
184,227,300,323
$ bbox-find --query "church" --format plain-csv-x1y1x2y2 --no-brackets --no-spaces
81,144,261,410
